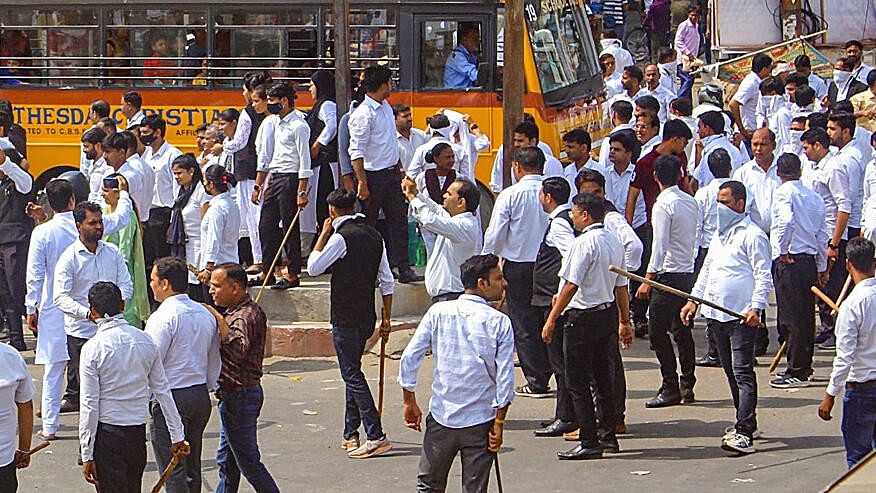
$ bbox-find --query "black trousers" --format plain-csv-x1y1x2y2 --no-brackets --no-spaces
630,224,652,325
149,384,212,493
94,422,147,493
503,260,551,391
819,239,848,332
416,414,495,493
0,460,17,492
648,272,696,392
360,167,410,270
144,207,172,307
710,319,758,438
564,306,618,444
259,173,302,276
63,334,88,404
542,310,575,423
772,255,817,378
0,241,27,345
314,163,336,233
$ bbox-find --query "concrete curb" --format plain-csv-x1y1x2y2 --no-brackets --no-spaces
266,317,420,358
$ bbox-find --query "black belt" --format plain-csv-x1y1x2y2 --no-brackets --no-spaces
569,302,613,314
270,172,298,177
365,165,400,175
846,379,876,389
788,253,815,259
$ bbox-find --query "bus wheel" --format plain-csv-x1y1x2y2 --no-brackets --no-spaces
476,180,495,233
33,166,79,194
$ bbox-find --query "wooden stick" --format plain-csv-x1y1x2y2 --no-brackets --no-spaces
768,342,788,374
151,451,182,493
377,308,387,416
21,441,50,458
609,265,749,321
811,286,840,313
254,208,302,304
831,275,853,316
494,453,504,493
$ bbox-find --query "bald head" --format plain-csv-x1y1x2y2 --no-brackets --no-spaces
644,64,659,89
752,127,775,144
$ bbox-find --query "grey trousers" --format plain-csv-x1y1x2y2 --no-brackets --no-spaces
417,414,495,493
149,384,212,493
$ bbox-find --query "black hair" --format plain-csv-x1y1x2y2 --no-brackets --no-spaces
868,70,876,87
801,127,830,148
846,237,876,273
362,65,392,93
575,168,606,191
154,256,189,294
571,192,606,222
512,146,545,173
123,91,142,109
670,97,693,116
219,108,240,123
785,72,809,88
171,153,203,188
832,100,854,115
654,154,681,186
513,120,539,141
541,176,571,205
97,117,117,132
792,115,809,127
637,110,659,129
46,179,74,212
326,187,358,211
90,100,110,118
429,114,450,129
460,254,500,290
458,22,480,39
101,132,129,151
204,164,237,192
662,119,693,141
251,84,268,100
871,130,876,146
828,113,857,135
759,76,785,96
611,100,634,122
214,262,248,289
777,152,802,177
425,142,453,164
624,65,644,82
88,282,123,317
266,81,295,103
243,71,272,91
699,110,725,135
837,57,855,72
658,47,675,64
195,123,209,133
608,129,642,162
807,111,828,130
795,85,816,107
636,95,660,114
73,201,102,224
0,112,11,133
752,53,773,74
455,179,480,213
794,54,811,69
392,103,411,117
707,148,733,179
562,128,591,148
141,114,167,137
719,180,747,203
310,70,336,101
845,39,864,50
81,127,106,145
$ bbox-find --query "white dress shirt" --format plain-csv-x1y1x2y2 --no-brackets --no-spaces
408,137,472,182
864,158,876,237
563,159,601,196
198,191,240,269
181,183,210,283
79,314,184,462
307,214,394,296
142,141,182,209
640,84,676,123
410,195,481,297
255,114,277,172
604,162,647,228
733,159,780,231
397,128,429,173
648,185,699,274
145,294,221,391
852,63,873,85
640,133,662,158
604,209,643,271
808,73,829,100
803,152,852,241
266,111,312,178
691,216,772,322
827,277,876,396
54,239,134,339
559,223,627,312
87,157,112,202
0,344,34,468
117,155,153,222
770,180,829,271
835,141,865,230
0,157,32,194
694,177,727,249
348,95,400,171
488,142,557,193
598,123,635,169
482,174,547,262
398,294,515,429
544,204,576,257
694,134,747,187
732,71,763,131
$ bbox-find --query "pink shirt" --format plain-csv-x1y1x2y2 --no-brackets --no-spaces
674,19,700,65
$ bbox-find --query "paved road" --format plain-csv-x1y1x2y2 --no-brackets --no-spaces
15,320,848,492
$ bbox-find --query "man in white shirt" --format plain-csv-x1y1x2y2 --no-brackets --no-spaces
252,81,312,289
733,128,780,232
139,114,182,305
482,146,551,397
561,129,600,195
145,257,220,493
399,253,513,491
769,153,829,389
120,91,145,130
79,281,188,492
542,193,633,460
817,236,876,468
606,65,645,111
682,181,772,455
693,111,747,189
730,54,773,153
794,54,828,101
307,188,394,459
101,132,150,223
489,120,562,193
394,103,428,174
637,155,699,408
0,342,33,492
597,100,635,169
347,65,421,283
80,128,112,203
642,64,675,123
54,202,134,416
403,176,481,302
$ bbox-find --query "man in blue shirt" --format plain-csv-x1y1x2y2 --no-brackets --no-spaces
443,23,481,89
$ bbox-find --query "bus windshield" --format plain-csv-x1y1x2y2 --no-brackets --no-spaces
524,0,601,107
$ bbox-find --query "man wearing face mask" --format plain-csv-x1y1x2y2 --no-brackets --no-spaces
681,180,771,455
828,57,868,108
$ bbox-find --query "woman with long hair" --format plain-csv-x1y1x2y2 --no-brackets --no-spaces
168,154,210,301
196,165,241,298
303,69,340,245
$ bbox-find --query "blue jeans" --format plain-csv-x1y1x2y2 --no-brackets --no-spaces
841,383,876,468
216,386,280,493
678,66,694,100
332,325,385,441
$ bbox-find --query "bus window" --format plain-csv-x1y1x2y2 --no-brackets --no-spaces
420,20,483,90
324,9,399,79
0,9,98,87
106,8,207,87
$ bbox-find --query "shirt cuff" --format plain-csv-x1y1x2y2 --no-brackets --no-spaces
298,169,314,179
826,382,842,397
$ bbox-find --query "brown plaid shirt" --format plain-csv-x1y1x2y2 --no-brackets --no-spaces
218,295,267,392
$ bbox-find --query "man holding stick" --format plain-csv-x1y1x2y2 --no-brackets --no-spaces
399,254,514,491
0,339,34,492
818,236,876,468
680,181,772,455
307,187,394,458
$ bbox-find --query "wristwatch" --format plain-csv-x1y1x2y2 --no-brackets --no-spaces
828,242,839,250
297,191,307,198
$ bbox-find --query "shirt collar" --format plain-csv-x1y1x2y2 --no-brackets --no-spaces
331,213,365,229
281,111,300,124
549,203,571,219
226,294,253,315
96,313,128,332
518,174,543,184
149,140,169,158
581,222,604,235
163,293,189,304
74,238,106,255
363,95,383,110
858,277,876,289
458,293,488,305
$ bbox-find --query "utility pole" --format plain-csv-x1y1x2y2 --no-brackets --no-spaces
502,0,525,189
333,0,351,115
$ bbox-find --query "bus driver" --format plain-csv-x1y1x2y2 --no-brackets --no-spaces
443,22,481,89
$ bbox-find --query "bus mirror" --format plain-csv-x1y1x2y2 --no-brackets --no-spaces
476,62,491,88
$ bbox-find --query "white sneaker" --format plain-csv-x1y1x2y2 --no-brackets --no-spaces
722,431,756,454
348,436,393,459
723,426,762,440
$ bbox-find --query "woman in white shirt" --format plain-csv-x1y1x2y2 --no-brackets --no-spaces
304,70,340,243
196,165,241,294
169,154,211,301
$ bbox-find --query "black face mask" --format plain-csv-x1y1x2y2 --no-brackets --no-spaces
140,133,156,145
267,103,282,115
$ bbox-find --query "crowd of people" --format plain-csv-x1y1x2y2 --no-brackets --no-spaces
1,8,876,490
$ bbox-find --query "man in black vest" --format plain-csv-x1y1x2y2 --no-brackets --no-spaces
531,177,578,437
307,187,394,459
0,111,34,350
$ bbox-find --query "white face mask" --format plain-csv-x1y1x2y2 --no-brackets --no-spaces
717,202,746,236
786,129,804,154
833,70,852,86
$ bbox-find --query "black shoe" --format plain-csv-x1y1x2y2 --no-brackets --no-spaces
645,390,682,408
534,420,578,437
248,276,275,287
599,434,620,453
558,442,604,460
9,340,26,352
59,399,78,413
539,420,554,428
634,320,649,339
397,269,424,284
681,388,695,403
271,277,300,290
696,355,720,367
